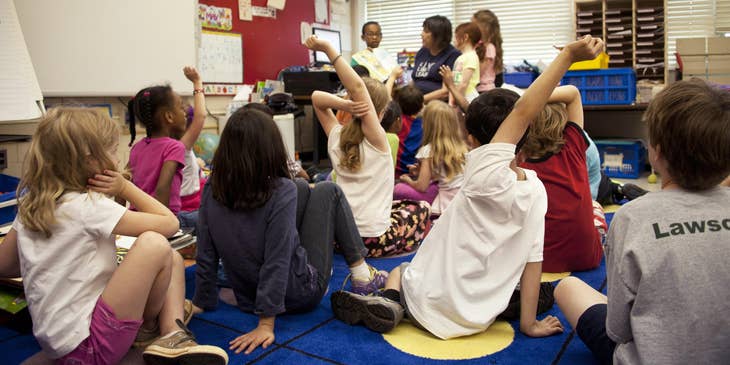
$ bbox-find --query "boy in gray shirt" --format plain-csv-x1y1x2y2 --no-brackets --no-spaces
555,79,730,365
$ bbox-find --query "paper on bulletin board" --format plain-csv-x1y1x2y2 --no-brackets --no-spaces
199,4,233,30
198,31,243,84
251,5,276,18
315,0,328,23
267,0,285,10
238,0,252,21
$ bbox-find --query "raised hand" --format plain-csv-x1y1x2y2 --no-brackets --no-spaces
564,35,604,64
304,35,331,53
183,66,201,83
438,65,455,87
391,66,404,79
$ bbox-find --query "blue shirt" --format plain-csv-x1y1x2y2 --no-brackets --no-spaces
412,45,461,95
193,178,320,317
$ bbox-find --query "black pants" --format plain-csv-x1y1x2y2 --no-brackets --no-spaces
293,179,369,294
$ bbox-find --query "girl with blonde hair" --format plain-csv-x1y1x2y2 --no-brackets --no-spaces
0,107,227,364
307,36,431,257
396,100,467,215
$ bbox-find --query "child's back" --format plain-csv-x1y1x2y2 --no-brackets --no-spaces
402,137,547,338
129,137,186,212
394,85,425,176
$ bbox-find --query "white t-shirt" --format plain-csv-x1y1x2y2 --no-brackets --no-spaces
328,125,393,237
416,144,465,215
180,149,201,197
402,143,547,339
14,192,127,358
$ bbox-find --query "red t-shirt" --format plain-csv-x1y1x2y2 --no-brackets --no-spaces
520,122,602,272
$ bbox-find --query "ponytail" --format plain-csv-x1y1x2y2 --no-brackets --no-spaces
129,85,174,146
475,40,486,63
126,98,136,146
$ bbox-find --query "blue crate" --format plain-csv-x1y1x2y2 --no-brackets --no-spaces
504,72,538,88
595,139,646,179
0,174,20,225
561,68,636,105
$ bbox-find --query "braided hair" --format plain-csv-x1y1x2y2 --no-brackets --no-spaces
126,85,174,146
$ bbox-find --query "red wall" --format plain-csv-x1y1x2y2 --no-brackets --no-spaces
201,0,327,83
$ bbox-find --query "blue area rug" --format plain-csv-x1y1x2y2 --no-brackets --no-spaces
0,213,614,364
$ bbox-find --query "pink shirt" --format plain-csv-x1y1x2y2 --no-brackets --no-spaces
477,43,497,93
129,137,186,214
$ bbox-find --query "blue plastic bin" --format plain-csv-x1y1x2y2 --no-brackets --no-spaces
504,72,538,88
595,139,646,179
0,174,20,225
561,68,636,105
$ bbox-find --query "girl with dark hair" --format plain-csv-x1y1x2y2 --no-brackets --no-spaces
127,67,204,231
192,108,387,354
412,15,461,103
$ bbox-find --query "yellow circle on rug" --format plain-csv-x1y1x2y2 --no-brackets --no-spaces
382,320,514,360
541,271,571,282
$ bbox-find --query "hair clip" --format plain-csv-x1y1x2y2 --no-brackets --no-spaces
143,91,151,97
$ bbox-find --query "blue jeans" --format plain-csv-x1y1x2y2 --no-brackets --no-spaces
177,210,198,235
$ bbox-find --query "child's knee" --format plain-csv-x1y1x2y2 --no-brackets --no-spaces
134,231,173,260
554,276,582,303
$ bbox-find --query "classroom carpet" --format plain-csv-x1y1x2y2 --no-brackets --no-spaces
1,212,615,365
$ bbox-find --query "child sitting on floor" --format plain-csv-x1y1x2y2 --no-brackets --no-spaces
519,85,605,272
329,35,604,339
555,79,730,365
0,107,227,364
192,108,388,355
307,36,431,258
396,100,467,215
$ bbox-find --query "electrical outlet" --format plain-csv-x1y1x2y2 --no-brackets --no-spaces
0,149,6,169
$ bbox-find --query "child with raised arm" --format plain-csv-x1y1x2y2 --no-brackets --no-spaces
306,35,431,258
396,100,467,215
330,36,604,339
0,107,227,364
555,79,730,365
519,85,605,272
127,66,203,231
192,108,387,355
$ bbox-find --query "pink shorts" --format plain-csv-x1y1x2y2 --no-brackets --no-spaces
57,297,142,365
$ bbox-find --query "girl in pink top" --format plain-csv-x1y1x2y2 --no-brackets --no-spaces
127,67,203,231
472,10,503,93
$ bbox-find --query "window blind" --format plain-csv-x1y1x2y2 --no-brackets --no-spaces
667,0,716,68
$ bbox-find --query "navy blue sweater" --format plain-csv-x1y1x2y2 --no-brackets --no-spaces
193,178,320,317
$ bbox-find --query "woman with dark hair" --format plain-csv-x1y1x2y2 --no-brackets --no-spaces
192,108,387,354
412,15,461,103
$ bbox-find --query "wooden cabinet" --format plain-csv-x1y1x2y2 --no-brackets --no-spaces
575,0,667,83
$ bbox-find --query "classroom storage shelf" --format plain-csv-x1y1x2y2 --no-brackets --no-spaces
561,68,636,105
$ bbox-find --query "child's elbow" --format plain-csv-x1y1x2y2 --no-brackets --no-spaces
162,216,180,238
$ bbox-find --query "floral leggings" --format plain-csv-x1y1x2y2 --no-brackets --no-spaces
361,200,432,258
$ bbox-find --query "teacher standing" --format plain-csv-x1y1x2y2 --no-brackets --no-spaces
412,15,461,103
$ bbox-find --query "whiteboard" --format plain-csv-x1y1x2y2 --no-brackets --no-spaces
199,31,243,83
14,0,198,97
0,0,43,121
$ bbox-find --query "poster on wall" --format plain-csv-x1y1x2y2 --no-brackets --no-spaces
198,4,233,30
238,0,252,21
198,31,243,84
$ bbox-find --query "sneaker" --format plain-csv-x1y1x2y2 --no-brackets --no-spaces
134,299,195,348
498,282,555,321
143,319,228,365
349,265,388,296
620,183,648,201
330,290,404,333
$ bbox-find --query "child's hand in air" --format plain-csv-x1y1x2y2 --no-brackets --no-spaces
304,35,331,52
183,66,201,83
520,315,564,337
343,100,370,118
88,170,128,197
438,65,455,87
564,35,604,64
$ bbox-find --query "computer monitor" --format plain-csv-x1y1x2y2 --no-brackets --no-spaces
312,27,342,65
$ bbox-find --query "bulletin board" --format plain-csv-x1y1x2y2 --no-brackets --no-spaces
201,0,328,83
199,31,244,83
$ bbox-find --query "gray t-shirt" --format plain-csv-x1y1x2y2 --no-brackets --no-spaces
605,187,730,365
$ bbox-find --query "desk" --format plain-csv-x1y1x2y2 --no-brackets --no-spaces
583,104,649,142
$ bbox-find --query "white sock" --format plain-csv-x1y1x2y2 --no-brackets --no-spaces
350,261,371,282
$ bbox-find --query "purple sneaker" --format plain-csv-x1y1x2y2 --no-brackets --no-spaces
350,265,388,296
